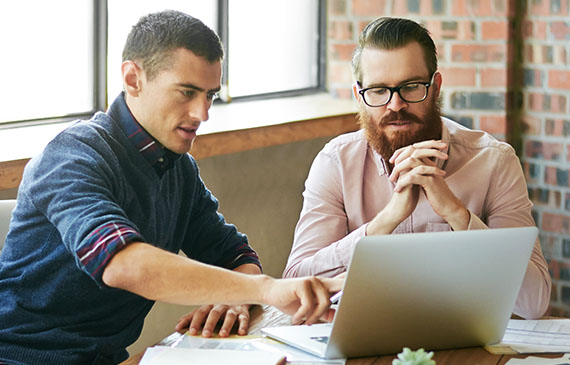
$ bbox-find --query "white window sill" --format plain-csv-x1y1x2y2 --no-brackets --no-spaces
0,93,357,164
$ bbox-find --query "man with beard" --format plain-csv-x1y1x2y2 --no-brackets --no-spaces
283,17,551,320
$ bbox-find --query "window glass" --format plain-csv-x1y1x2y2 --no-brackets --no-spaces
107,0,217,101
227,0,320,98
0,0,93,123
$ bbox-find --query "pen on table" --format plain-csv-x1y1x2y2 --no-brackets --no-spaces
330,290,343,304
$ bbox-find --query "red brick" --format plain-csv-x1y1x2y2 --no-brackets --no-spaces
542,212,570,234
439,67,476,86
391,0,409,15
481,68,507,87
482,21,509,40
329,21,353,41
523,20,548,40
528,0,552,15
554,46,568,65
551,22,570,40
545,119,567,137
551,95,568,113
351,0,386,15
451,44,506,62
527,93,568,113
524,44,534,63
329,0,347,15
480,115,507,134
451,0,507,16
357,21,369,35
331,43,356,61
549,70,570,90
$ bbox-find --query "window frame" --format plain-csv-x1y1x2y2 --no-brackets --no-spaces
0,0,326,129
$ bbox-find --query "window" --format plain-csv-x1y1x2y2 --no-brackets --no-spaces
0,0,94,125
0,0,324,126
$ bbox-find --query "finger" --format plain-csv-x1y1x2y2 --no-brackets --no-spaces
201,305,227,338
394,148,447,167
412,139,447,150
304,278,332,325
389,145,413,164
236,311,250,336
320,277,345,292
394,168,443,192
291,279,316,325
175,312,195,334
390,161,446,185
218,307,238,337
390,156,424,182
188,305,212,336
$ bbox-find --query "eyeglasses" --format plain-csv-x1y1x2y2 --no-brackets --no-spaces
357,73,435,107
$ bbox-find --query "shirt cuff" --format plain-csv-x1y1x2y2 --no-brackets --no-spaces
76,222,144,285
466,210,488,230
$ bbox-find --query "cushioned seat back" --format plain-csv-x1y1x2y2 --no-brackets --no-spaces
0,200,17,250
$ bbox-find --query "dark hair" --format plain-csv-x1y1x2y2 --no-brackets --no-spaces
352,17,437,83
122,10,224,80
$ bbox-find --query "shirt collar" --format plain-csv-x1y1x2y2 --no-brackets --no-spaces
370,118,450,176
108,93,182,177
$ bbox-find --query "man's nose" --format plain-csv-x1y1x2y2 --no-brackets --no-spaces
189,95,210,122
386,91,408,112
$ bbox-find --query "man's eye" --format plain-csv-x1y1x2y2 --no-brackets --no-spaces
370,88,389,96
207,92,219,101
182,90,195,97
402,83,420,91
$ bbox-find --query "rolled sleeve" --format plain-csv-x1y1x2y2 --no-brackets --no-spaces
77,222,145,286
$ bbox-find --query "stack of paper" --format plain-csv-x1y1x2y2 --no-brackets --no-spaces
140,347,285,365
487,319,570,354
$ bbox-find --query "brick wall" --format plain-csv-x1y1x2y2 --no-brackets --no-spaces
327,0,570,315
521,0,570,316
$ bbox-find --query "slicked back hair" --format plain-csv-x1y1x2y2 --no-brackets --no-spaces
352,17,437,84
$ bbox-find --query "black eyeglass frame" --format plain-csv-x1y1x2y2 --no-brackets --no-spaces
357,72,436,107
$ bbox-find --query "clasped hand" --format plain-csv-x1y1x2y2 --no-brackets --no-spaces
388,140,468,229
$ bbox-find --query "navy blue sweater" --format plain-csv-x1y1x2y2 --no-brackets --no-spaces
0,95,260,364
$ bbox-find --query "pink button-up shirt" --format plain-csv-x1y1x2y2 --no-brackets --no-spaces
284,118,551,319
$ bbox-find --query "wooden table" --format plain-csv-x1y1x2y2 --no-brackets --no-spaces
122,305,562,364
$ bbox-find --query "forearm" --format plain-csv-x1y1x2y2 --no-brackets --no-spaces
103,242,272,305
513,240,552,319
284,225,366,278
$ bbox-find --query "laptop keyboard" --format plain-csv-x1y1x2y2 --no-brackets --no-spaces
310,336,329,344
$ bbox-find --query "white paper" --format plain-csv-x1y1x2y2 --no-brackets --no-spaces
140,347,285,365
156,333,346,364
505,353,570,364
499,319,570,353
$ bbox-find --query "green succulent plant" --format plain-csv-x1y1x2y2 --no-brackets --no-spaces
392,347,436,365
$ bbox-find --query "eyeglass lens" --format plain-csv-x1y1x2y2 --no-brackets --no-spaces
364,83,428,106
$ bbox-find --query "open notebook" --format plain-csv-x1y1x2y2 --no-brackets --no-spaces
262,227,538,359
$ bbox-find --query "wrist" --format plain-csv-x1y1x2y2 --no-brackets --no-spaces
254,275,275,305
443,205,470,231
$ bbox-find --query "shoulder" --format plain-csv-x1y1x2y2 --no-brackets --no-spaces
321,129,367,157
443,117,515,156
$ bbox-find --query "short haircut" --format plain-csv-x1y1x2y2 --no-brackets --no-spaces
352,17,437,84
122,10,224,80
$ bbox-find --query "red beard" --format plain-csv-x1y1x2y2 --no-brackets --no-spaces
358,99,443,163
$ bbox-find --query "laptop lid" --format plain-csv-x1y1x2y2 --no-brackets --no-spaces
263,227,538,359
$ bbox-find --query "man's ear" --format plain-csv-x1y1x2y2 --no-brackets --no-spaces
121,60,143,97
352,82,361,101
433,71,442,98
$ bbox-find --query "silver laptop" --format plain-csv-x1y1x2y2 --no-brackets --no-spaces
262,227,538,359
